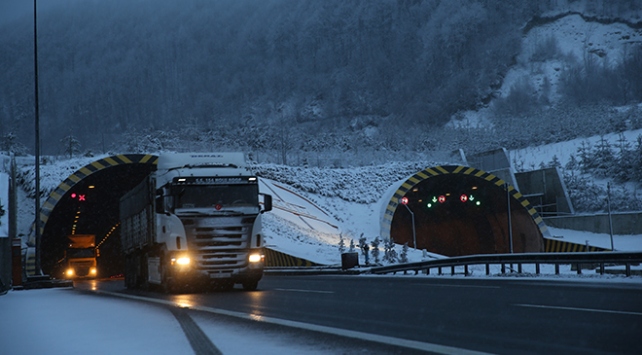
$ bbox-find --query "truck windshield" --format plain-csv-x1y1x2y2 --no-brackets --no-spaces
67,249,95,258
174,184,259,209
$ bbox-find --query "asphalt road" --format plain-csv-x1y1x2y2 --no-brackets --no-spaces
81,275,642,354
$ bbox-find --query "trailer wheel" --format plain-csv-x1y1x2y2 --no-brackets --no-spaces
163,277,177,294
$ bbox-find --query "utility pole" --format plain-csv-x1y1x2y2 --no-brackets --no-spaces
34,0,43,275
607,182,614,251
400,196,417,249
506,183,513,254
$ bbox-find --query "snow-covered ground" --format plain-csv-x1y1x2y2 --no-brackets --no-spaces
0,173,8,238
510,127,642,171
0,287,374,355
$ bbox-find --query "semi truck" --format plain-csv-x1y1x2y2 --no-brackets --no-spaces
119,152,272,292
65,234,98,278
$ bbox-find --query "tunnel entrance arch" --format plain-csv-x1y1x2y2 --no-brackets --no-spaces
32,154,158,277
381,165,547,256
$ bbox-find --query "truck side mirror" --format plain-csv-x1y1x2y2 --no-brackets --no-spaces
261,194,272,213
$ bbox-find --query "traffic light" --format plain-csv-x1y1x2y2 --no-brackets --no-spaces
70,192,86,202
425,193,481,209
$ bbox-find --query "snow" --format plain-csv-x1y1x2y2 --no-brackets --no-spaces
547,226,642,251
0,287,348,355
510,128,642,170
0,172,8,238
454,12,642,129
0,288,192,355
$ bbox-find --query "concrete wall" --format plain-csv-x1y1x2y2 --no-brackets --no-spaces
515,167,574,215
465,148,519,188
544,212,642,235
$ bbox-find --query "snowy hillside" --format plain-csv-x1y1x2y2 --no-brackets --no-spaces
454,11,642,130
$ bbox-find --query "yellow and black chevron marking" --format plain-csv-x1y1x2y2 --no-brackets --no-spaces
382,165,549,239
264,247,324,267
34,154,158,238
544,238,609,252
25,250,36,276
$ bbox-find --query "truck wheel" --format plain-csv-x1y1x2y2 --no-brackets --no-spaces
163,277,176,294
242,280,259,291
124,257,135,289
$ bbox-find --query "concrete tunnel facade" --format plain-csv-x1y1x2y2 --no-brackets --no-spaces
380,165,547,256
32,158,548,275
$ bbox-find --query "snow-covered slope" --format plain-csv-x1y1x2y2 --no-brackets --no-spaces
453,12,642,129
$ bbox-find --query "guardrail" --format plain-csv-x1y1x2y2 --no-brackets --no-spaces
369,251,642,277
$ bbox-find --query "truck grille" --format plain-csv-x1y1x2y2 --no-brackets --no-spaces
182,216,256,275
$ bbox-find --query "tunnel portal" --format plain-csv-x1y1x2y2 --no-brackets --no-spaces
384,165,545,256
37,155,157,277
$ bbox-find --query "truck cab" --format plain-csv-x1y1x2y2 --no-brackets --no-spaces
65,234,98,278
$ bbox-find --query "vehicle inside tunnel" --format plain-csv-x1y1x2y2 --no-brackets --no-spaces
41,163,155,278
390,171,544,257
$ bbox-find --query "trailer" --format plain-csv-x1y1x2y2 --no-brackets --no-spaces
120,152,272,292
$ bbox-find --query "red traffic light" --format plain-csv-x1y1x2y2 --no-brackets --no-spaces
460,194,468,202
400,196,409,205
438,195,446,203
70,192,86,201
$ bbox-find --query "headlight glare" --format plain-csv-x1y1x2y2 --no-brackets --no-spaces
172,256,190,266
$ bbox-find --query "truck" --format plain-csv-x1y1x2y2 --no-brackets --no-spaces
119,152,272,292
65,234,98,279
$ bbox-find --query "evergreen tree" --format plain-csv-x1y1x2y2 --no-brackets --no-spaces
593,136,615,178
60,134,82,159
634,135,642,183
565,154,579,173
614,133,634,182
548,155,561,169
348,239,355,253
383,238,398,264
338,234,346,254
399,243,409,264
371,237,381,264
358,234,370,265
576,140,593,173
0,132,29,156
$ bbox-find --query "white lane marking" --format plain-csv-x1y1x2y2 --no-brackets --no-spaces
412,283,501,289
274,288,334,294
514,304,642,316
92,289,493,355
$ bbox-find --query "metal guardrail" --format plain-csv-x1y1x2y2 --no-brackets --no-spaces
369,252,642,277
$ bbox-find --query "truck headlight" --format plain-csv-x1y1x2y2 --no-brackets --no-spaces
172,256,190,266
90,267,97,275
66,268,74,277
248,253,264,263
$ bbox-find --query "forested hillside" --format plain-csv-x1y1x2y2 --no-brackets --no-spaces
0,0,641,164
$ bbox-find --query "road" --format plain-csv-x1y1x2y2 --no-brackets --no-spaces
78,275,642,354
